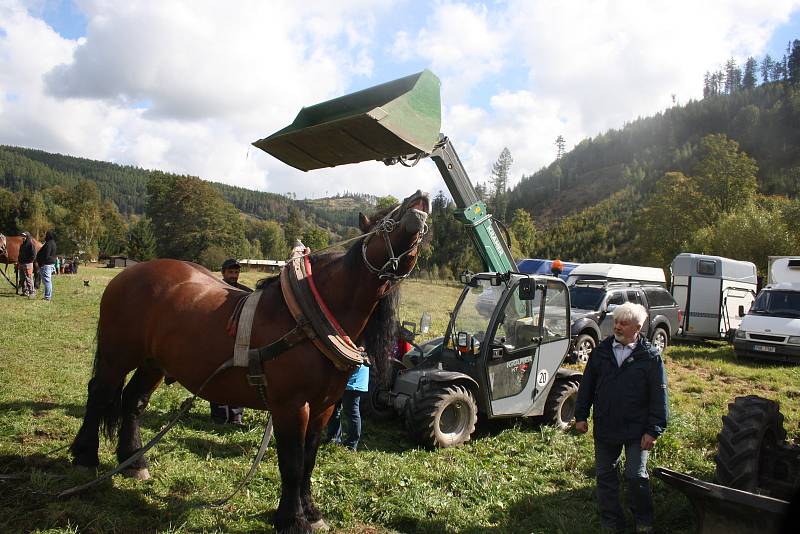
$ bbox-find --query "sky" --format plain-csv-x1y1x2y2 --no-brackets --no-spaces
1,0,799,201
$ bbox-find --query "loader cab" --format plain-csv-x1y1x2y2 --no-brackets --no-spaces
446,273,570,417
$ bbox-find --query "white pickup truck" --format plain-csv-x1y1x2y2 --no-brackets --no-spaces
733,257,800,362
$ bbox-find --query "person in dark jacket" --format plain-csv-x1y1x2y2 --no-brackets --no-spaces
210,258,250,425
36,230,57,301
17,232,36,297
574,302,669,534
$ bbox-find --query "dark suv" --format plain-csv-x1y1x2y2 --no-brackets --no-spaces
568,281,682,363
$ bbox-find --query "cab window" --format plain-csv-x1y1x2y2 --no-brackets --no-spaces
493,284,543,350
543,281,569,341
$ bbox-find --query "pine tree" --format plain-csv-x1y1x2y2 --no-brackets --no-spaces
127,217,157,261
760,54,774,84
489,147,513,222
788,39,800,84
742,57,758,90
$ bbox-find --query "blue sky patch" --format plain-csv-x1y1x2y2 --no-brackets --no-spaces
35,0,87,41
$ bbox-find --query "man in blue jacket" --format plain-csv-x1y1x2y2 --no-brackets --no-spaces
575,302,669,533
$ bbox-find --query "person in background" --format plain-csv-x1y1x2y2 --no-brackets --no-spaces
72,255,79,275
574,302,669,534
17,232,36,298
210,258,249,425
325,363,369,451
36,231,57,301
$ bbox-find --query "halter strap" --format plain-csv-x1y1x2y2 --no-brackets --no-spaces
361,205,428,281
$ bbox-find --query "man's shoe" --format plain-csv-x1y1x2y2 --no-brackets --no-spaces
229,416,244,426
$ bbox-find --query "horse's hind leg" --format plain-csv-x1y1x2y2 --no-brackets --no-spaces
117,360,164,480
70,369,125,468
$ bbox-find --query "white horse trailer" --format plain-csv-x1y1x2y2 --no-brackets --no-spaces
671,253,757,340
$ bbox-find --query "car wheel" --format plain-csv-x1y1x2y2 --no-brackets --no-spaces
406,383,478,448
574,334,596,364
650,327,668,354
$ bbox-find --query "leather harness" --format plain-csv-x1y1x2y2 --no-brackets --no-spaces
227,245,367,407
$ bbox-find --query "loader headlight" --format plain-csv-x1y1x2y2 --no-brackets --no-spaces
788,336,800,345
735,329,747,339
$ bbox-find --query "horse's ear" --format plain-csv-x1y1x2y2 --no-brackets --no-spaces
358,213,371,233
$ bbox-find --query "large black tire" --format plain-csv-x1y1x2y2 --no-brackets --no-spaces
543,379,580,431
574,333,596,365
406,383,477,448
715,395,787,493
650,326,669,354
361,368,397,421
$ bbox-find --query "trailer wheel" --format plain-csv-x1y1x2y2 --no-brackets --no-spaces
574,334,595,364
543,379,579,431
406,383,477,448
715,395,787,494
650,327,669,354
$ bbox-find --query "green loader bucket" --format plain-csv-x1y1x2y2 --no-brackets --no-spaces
253,70,441,171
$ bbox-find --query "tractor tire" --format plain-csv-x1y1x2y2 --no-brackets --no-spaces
361,368,397,422
650,327,669,354
574,334,596,365
715,395,787,494
543,379,580,431
406,383,477,448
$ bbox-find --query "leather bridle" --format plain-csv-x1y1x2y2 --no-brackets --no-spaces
361,204,428,282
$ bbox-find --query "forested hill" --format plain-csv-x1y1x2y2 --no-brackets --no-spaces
0,145,375,231
510,81,800,224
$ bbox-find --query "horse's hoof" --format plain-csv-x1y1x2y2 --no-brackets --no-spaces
121,467,151,480
310,519,330,531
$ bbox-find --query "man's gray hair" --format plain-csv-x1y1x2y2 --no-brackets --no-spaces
613,302,648,327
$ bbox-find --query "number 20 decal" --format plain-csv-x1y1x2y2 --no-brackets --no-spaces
537,370,549,386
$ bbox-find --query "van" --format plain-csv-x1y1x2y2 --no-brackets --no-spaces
517,258,580,281
566,263,666,287
733,258,800,362
670,253,757,341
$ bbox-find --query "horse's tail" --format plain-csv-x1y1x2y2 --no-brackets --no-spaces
91,321,124,441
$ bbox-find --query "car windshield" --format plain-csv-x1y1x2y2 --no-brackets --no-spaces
450,279,504,345
569,286,605,310
750,290,800,319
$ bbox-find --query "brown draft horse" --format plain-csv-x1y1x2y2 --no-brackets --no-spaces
0,233,42,291
69,190,430,534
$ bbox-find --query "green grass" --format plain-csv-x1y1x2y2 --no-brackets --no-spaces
1,270,799,533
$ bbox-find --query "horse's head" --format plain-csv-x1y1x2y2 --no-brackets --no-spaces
358,190,430,281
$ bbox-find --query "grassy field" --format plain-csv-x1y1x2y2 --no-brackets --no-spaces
1,268,799,533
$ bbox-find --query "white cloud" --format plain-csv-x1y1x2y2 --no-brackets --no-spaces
1,0,799,203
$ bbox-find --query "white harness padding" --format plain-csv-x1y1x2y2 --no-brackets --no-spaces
233,290,264,367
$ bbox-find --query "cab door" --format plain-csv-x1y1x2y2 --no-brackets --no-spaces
486,280,570,417
486,281,542,416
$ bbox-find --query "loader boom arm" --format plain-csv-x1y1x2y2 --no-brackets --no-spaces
429,137,516,274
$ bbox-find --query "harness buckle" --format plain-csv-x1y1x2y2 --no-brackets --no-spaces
247,373,268,387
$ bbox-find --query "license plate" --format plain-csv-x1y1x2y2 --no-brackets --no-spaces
753,344,776,353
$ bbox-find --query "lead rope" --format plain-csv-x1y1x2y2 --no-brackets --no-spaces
206,381,272,509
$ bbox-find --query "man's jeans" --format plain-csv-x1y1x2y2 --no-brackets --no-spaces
40,264,55,300
19,263,34,296
326,390,364,450
594,438,653,530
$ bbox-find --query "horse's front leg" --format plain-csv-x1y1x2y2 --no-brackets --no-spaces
273,404,312,534
301,406,335,530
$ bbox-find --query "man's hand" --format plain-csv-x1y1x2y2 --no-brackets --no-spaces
641,433,657,450
574,420,588,433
